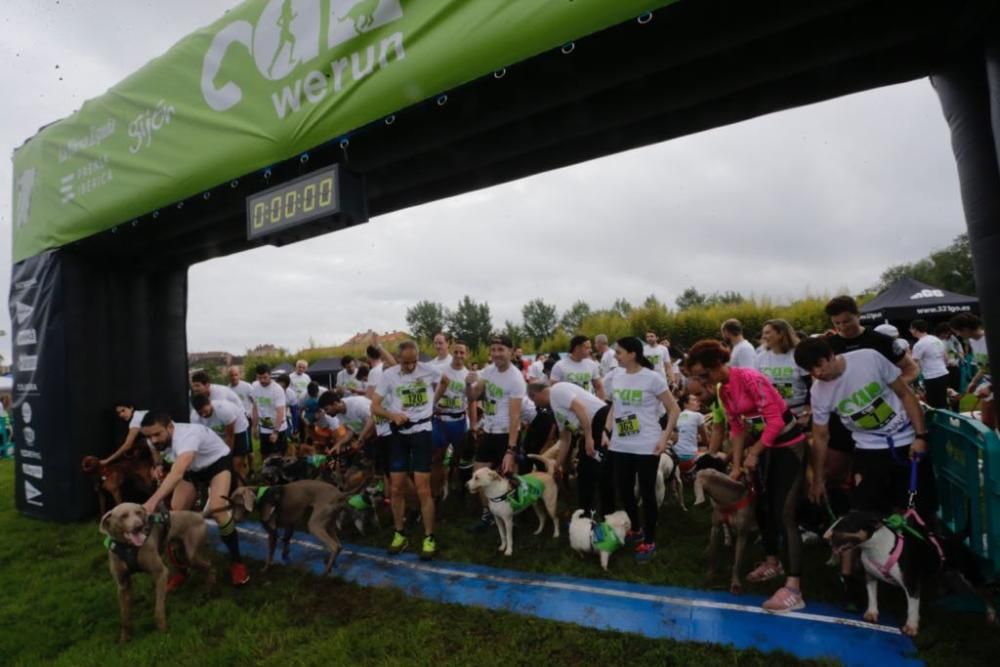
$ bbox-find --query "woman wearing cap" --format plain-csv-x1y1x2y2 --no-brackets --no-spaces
686,339,809,612
605,337,680,562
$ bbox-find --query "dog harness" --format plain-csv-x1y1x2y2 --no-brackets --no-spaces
591,521,623,553
103,507,170,575
717,489,754,526
872,451,945,577
348,493,371,511
491,475,545,513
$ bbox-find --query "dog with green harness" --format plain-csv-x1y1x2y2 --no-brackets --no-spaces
466,453,560,557
569,508,632,571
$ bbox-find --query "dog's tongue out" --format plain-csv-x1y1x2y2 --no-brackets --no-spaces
127,529,147,547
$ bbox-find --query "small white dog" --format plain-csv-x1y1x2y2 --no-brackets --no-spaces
466,454,559,556
569,509,631,570
636,452,686,510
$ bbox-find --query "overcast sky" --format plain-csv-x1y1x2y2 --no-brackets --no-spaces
0,1,970,362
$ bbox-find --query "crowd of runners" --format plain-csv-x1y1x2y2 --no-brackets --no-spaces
101,295,991,612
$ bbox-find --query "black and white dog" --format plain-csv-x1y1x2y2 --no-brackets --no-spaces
825,511,997,636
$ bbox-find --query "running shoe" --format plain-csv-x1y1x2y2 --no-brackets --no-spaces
762,586,805,613
387,531,409,555
420,535,437,561
635,542,657,563
624,529,644,547
746,560,785,582
229,562,250,586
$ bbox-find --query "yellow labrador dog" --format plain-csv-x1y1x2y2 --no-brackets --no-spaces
99,502,213,643
466,454,559,556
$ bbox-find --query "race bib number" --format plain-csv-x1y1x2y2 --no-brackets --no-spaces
400,385,429,409
374,414,389,425
439,396,463,410
615,414,641,438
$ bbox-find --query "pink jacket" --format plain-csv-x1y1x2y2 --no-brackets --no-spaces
719,367,793,448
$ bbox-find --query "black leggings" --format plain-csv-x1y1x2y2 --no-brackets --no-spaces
611,450,659,545
577,404,615,516
923,375,950,409
755,442,806,578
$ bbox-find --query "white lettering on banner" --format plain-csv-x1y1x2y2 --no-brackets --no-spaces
22,427,36,447
203,0,404,118
21,402,32,425
910,289,945,300
128,100,176,154
14,168,37,229
20,449,42,461
16,329,36,347
22,464,43,480
17,355,37,373
25,480,43,506
916,305,972,315
14,301,34,326
58,119,116,163
16,383,38,394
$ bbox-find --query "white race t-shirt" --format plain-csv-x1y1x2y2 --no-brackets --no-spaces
436,365,470,420
643,344,671,378
288,372,312,401
551,357,601,394
128,409,149,430
209,384,244,409
229,380,254,415
285,387,297,408
165,422,230,472
197,399,249,436
810,349,913,450
340,396,372,433
521,397,538,426
428,355,453,373
375,362,441,434
599,348,618,376
550,381,606,434
729,340,757,369
366,363,391,437
608,368,669,455
336,368,363,393
479,364,527,434
911,335,949,380
969,335,990,375
755,349,810,408
674,409,704,459
251,380,287,433
317,413,341,431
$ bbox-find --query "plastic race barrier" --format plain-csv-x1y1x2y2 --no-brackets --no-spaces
927,410,1000,578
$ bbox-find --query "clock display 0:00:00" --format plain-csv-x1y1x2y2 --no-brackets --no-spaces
250,176,336,229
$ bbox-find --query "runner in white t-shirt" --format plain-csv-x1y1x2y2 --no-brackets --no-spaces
608,337,680,561
287,360,311,439
674,396,707,461
103,402,150,465
756,320,811,415
595,334,618,377
336,355,366,396
431,340,473,498
795,338,934,519
526,353,547,382
190,371,243,410
227,366,254,416
551,335,605,398
364,342,398,484
250,363,288,457
140,411,249,586
643,330,676,386
429,332,453,372
467,335,527,530
722,319,757,369
528,380,614,516
372,341,442,560
909,319,950,409
192,394,251,481
318,393,374,457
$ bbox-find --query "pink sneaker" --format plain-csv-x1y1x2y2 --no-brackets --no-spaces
746,560,784,583
762,586,805,613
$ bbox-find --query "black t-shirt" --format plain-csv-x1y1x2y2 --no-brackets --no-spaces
828,328,905,364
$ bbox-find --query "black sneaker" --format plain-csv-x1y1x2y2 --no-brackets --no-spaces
465,512,494,533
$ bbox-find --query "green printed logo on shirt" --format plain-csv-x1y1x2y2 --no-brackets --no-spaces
759,366,794,398
837,382,898,430
613,388,644,407
566,372,593,391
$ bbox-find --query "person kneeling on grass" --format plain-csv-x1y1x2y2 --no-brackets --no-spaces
140,410,249,587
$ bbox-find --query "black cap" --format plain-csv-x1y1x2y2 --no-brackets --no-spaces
490,334,514,349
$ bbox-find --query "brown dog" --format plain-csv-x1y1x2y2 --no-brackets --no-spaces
99,502,214,643
228,480,351,574
694,469,758,593
82,451,155,516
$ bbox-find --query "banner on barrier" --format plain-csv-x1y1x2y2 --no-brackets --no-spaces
11,0,678,263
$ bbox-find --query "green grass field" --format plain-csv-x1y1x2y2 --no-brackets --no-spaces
0,460,996,666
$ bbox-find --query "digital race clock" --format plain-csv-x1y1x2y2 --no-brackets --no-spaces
246,165,360,241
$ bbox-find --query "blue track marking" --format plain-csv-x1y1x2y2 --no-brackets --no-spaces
220,526,920,667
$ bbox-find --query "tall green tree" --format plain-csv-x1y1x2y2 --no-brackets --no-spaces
560,300,591,333
446,296,493,349
611,298,633,318
877,233,976,296
675,287,707,311
522,298,558,347
502,320,525,347
707,290,745,306
406,300,447,341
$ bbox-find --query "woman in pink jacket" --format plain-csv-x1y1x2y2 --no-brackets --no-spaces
686,339,809,613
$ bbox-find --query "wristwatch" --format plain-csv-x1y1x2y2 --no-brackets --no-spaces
914,432,929,440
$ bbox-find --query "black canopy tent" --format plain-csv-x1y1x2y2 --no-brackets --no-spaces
9,0,1000,521
860,277,979,324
